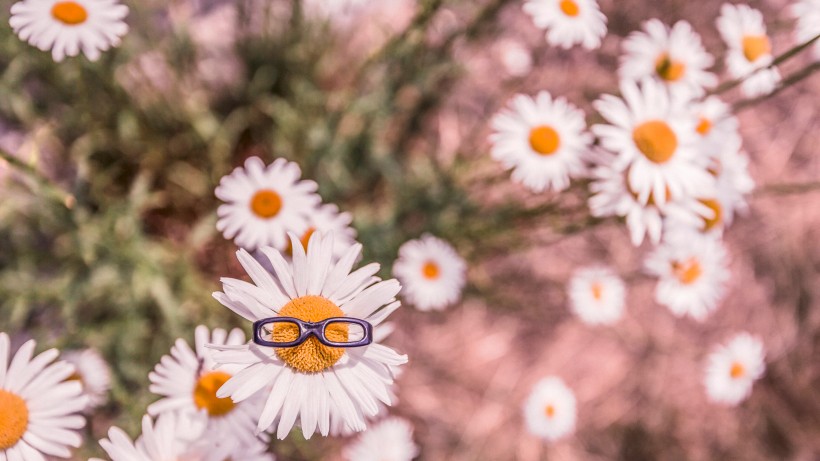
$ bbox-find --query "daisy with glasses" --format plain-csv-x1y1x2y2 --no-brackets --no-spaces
209,232,407,439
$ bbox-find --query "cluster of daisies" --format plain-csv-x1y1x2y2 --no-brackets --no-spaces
489,0,812,442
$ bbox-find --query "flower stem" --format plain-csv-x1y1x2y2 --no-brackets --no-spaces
0,148,75,208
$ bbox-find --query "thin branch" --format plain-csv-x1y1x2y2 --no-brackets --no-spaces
754,181,820,196
0,148,75,208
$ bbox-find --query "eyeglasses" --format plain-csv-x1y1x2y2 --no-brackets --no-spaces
252,317,373,348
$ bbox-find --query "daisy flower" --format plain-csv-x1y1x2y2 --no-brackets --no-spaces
91,412,206,461
644,231,730,321
10,0,129,62
716,3,781,98
62,347,111,411
209,232,408,439
0,332,88,460
791,0,820,60
567,266,626,325
592,78,713,207
147,325,264,448
619,19,716,97
523,376,577,442
216,156,321,252
489,91,592,193
343,417,420,461
287,203,357,259
392,234,466,311
587,149,708,246
201,436,275,461
495,38,533,77
523,0,607,50
691,96,741,153
704,333,765,405
694,144,755,233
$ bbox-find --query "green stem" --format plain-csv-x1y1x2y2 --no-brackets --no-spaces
0,148,75,208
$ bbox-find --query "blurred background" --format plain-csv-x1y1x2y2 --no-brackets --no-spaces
0,0,818,459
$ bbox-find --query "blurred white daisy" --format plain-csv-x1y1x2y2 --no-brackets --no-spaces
92,412,206,461
716,3,781,97
523,376,577,442
343,417,420,461
490,91,592,193
495,38,533,77
567,266,626,325
200,436,275,461
523,0,607,50
287,203,358,259
62,347,111,411
0,332,88,460
588,149,709,246
791,0,820,60
592,78,713,207
216,156,320,252
704,333,765,405
644,231,730,321
620,19,716,97
691,96,741,153
209,232,407,439
147,325,264,448
695,144,755,233
9,0,129,62
392,234,466,311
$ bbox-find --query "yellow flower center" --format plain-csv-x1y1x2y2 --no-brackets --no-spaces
544,404,556,418
699,198,723,231
559,0,580,17
422,261,440,280
632,120,678,164
528,125,561,156
273,296,349,373
742,35,771,62
730,362,745,379
655,53,686,82
51,1,88,25
250,189,282,219
0,390,29,450
696,117,712,136
193,371,236,417
671,258,702,285
591,282,603,300
286,227,316,257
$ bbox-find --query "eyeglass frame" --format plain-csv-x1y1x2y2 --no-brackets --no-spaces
252,316,373,348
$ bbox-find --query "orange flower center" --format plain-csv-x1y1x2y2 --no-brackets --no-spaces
422,261,441,280
633,120,678,163
528,125,561,156
591,282,604,300
51,1,88,25
730,362,745,379
742,35,771,62
286,227,316,257
544,404,556,418
273,296,348,373
671,258,702,285
696,117,712,136
193,371,236,417
250,189,282,219
699,198,723,231
0,390,29,450
559,0,580,17
655,53,686,82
